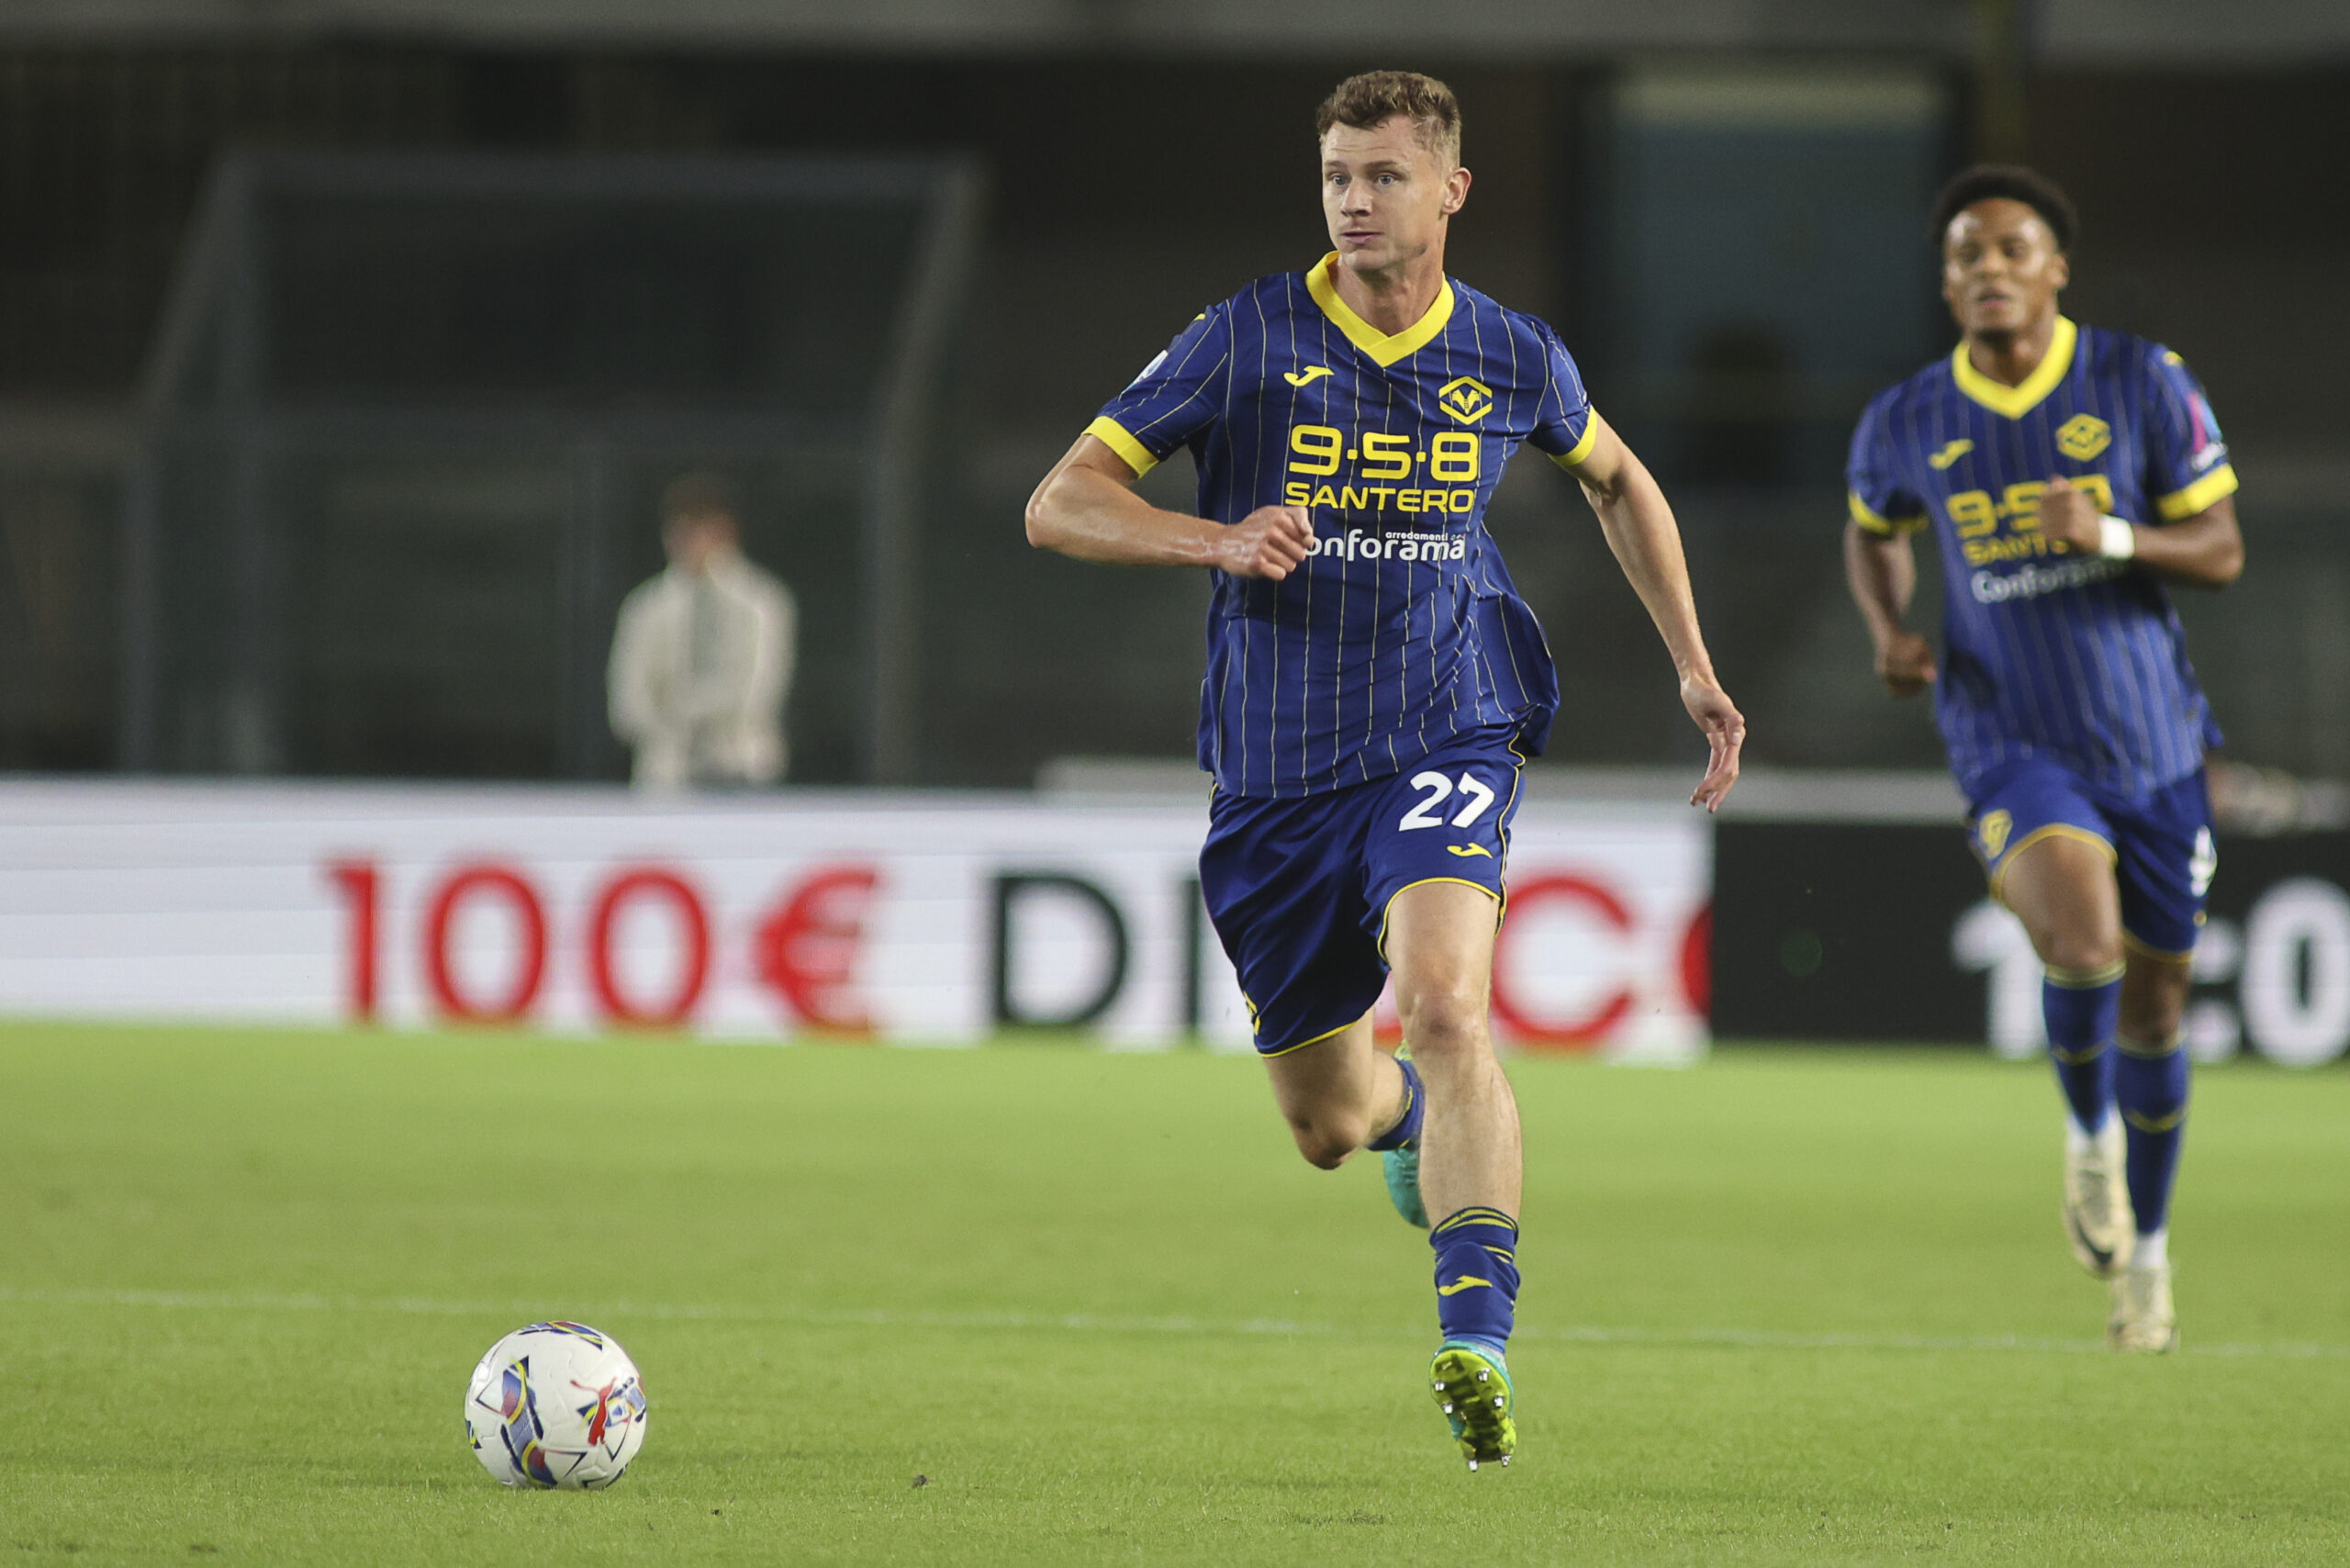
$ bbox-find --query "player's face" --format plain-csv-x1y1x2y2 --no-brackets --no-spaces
1320,118,1468,277
1941,198,2068,339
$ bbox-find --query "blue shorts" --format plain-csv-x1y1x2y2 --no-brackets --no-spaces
1966,757,2217,958
1199,728,1527,1055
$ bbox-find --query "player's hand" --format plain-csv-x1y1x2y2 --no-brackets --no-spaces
1681,675,1744,813
2037,476,2102,554
1876,631,1938,697
1217,505,1315,579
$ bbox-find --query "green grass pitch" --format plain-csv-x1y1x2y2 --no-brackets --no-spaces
3,1024,2345,1565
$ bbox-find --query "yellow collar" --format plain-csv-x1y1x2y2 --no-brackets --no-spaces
1305,252,1454,366
1952,315,2078,420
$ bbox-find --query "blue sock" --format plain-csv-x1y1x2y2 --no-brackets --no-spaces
2043,964,2122,1134
1366,1052,1424,1152
1430,1207,1518,1361
2115,1033,2189,1235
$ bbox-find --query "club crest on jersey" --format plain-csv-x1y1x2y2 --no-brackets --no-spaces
1437,376,1494,425
2056,414,2112,461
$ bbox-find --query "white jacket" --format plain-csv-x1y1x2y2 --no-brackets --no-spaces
607,554,795,790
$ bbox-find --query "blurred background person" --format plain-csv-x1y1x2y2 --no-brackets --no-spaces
608,472,795,792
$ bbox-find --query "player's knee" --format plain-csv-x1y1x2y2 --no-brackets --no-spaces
2036,929,2121,977
1286,1108,1366,1170
2121,995,2188,1046
1393,980,1489,1058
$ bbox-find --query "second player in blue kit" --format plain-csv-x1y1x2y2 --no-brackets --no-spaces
1028,70,1744,1467
1844,165,2245,1353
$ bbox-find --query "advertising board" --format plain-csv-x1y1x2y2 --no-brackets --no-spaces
0,781,1708,1058
1713,821,2350,1066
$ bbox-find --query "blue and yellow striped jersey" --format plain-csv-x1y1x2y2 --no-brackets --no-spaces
1846,318,2238,800
1088,253,1594,799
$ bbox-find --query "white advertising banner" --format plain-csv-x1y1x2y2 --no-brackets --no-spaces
0,781,1709,1057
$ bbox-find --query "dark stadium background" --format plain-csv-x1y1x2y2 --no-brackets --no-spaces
0,13,2343,791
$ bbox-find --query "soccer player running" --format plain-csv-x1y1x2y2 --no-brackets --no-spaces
1026,71,1742,1466
1843,166,2243,1351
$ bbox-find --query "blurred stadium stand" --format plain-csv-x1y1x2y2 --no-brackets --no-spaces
122,151,973,783
0,3,2343,787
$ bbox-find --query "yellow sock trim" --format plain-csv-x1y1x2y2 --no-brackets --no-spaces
2117,1034,2184,1059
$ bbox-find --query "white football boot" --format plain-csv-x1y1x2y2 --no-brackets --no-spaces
2062,1115,2134,1279
2109,1259,2178,1353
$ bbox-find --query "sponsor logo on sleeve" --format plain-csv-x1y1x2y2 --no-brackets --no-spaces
2188,393,2227,472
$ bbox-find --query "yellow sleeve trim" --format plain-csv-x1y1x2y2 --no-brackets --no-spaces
1083,415,1160,478
2154,464,2237,521
1849,490,1925,535
1549,416,1601,472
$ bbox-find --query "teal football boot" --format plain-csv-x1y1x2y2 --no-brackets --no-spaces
1430,1343,1515,1470
1380,1044,1427,1227
1382,1140,1427,1227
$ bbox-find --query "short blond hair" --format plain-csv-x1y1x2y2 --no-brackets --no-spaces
1315,71,1461,169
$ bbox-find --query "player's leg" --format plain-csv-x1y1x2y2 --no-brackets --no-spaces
1198,787,1418,1174
1260,1013,1417,1170
2000,829,2126,1127
1985,786,2132,1277
1386,880,1521,1224
1348,732,1528,1468
2115,949,2180,1353
2110,944,2190,1350
2102,776,2213,1352
1386,879,1521,1468
2116,944,2192,1252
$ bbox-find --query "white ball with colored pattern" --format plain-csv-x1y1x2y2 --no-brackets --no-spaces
464,1321,648,1488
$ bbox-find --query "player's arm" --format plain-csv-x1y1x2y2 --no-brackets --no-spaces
1843,522,1939,697
2035,480,2244,588
606,588,667,744
1024,433,1313,579
1561,411,1744,812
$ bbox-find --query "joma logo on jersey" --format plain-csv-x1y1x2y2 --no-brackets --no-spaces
1928,439,1974,470
1437,376,1494,424
2056,414,2112,461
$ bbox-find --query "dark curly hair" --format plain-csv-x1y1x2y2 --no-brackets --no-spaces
1931,164,2078,252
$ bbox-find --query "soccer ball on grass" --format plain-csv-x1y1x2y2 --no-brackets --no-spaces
464,1320,648,1488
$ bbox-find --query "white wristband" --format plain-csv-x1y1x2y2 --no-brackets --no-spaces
2098,516,2136,561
